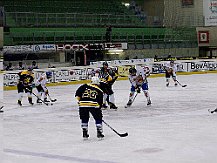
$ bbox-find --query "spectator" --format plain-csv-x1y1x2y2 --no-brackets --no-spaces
48,63,55,68
31,61,39,69
17,61,25,70
105,25,112,42
154,55,158,60
5,62,14,71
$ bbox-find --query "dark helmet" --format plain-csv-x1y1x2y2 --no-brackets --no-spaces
46,71,52,78
129,67,137,74
27,67,33,71
103,62,108,67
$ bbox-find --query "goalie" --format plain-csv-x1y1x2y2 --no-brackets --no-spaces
126,66,151,107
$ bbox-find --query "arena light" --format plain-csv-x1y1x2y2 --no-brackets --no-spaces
107,49,123,54
122,2,130,7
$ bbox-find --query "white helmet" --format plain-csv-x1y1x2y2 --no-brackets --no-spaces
91,76,100,85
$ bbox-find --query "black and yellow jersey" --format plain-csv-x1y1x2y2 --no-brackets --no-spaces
99,67,118,84
75,84,103,108
18,70,34,85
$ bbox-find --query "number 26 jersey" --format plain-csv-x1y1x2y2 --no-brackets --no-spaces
75,84,104,108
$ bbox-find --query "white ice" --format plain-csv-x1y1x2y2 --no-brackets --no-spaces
2,73,217,163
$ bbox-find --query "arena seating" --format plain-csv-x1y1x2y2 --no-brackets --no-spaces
3,0,197,47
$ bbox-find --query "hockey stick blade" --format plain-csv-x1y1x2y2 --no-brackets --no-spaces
208,108,217,114
176,80,187,87
124,93,138,108
51,99,57,102
102,120,128,138
124,105,130,108
118,132,128,137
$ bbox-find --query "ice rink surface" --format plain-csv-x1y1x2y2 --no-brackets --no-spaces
2,73,217,163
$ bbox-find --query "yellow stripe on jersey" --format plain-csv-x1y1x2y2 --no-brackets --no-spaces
107,75,112,82
76,96,81,101
86,84,103,93
79,101,100,108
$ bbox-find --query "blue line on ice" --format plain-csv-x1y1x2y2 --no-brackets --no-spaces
4,148,117,163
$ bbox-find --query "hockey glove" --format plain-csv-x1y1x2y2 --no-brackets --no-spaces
136,87,141,93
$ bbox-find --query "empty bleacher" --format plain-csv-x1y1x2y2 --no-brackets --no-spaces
3,0,197,48
3,0,143,28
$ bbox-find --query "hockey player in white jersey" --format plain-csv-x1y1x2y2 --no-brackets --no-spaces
164,61,177,87
126,66,151,107
35,72,52,103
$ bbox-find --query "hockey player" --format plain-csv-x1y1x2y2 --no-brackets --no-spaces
164,60,178,87
98,62,118,109
75,76,104,139
17,68,34,106
35,72,52,103
126,66,151,107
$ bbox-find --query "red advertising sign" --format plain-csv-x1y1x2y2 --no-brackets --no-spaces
198,31,209,43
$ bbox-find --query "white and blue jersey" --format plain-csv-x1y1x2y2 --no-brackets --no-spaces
128,66,150,92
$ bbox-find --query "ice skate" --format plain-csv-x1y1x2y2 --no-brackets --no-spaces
18,100,22,106
109,102,118,110
37,98,42,104
126,99,132,107
83,129,89,140
102,103,108,109
97,130,104,139
44,98,50,103
147,100,152,106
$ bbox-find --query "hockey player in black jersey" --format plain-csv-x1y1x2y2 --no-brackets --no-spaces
98,62,118,109
75,76,104,139
17,68,34,106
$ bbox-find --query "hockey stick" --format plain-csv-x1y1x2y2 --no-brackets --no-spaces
31,92,49,106
176,80,187,87
208,108,217,114
102,120,128,137
25,88,49,106
124,92,138,108
48,94,57,102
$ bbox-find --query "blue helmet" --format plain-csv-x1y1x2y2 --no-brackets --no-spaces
46,71,52,78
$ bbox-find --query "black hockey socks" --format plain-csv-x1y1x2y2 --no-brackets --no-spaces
28,97,34,105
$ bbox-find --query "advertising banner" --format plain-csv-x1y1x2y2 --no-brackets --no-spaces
3,60,217,86
3,45,33,54
203,0,217,26
3,44,56,54
33,44,56,52
3,72,19,86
